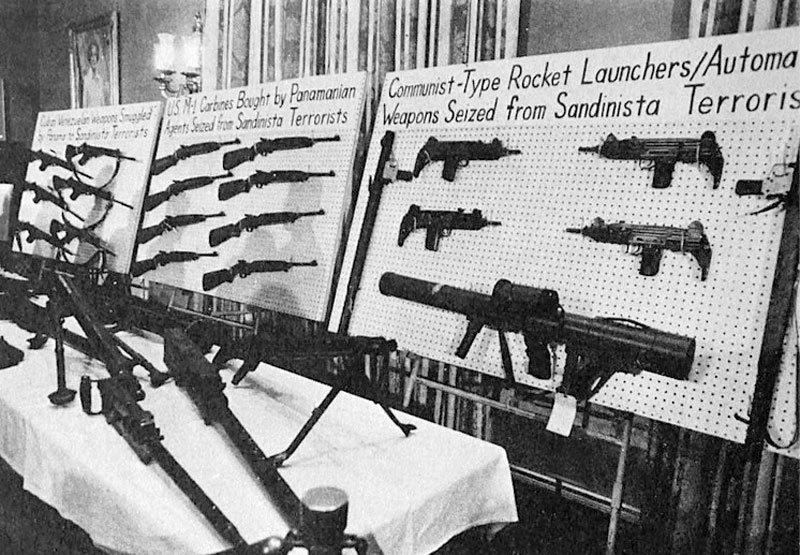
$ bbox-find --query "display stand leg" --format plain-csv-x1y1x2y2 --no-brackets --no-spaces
46,297,76,406
606,413,633,555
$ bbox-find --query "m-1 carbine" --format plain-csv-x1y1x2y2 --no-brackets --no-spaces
151,139,241,176
19,180,85,221
578,131,724,189
208,209,325,247
15,221,74,255
138,211,225,244
566,217,713,280
222,135,341,171
413,137,521,182
398,204,501,251
379,272,695,401
65,143,137,165
144,172,233,211
131,250,218,278
50,219,115,257
202,259,317,291
52,175,133,209
218,169,335,201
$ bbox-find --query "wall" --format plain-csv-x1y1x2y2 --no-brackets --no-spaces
37,0,203,112
525,0,690,56
0,0,40,144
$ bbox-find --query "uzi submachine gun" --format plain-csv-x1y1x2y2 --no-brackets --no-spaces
379,272,695,401
151,139,241,176
144,172,233,211
52,175,133,209
413,137,521,182
131,250,218,278
566,217,713,280
50,218,115,258
66,143,137,165
208,209,325,247
202,259,317,291
398,205,501,251
18,180,85,221
578,131,724,189
138,211,226,244
218,170,335,201
223,135,341,171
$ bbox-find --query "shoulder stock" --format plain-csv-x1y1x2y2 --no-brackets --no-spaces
222,147,255,171
151,155,177,176
202,268,233,291
217,179,249,201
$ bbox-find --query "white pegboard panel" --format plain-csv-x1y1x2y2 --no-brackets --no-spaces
331,28,800,443
14,103,163,273
137,73,367,322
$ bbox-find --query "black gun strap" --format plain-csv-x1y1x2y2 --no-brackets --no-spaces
148,441,247,548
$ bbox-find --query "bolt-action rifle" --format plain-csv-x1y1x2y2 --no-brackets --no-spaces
218,169,335,201
566,217,713,280
413,137,521,182
52,175,133,209
151,139,241,176
49,219,115,257
138,211,225,245
131,250,218,278
144,172,233,212
379,272,695,401
398,205,501,251
19,180,85,221
578,131,724,189
208,209,325,247
223,135,341,171
202,259,317,291
15,221,74,255
65,143,137,165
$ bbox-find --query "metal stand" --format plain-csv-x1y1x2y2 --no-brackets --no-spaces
46,296,76,406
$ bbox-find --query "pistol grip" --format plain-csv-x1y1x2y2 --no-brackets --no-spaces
456,318,484,359
639,246,663,277
651,161,675,189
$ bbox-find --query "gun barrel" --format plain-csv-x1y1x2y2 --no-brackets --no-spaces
565,227,584,234
578,146,600,153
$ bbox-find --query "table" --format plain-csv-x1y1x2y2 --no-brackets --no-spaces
0,320,517,554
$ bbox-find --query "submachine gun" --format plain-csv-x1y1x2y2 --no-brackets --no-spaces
413,137,521,182
378,272,695,401
223,135,341,171
52,175,133,209
398,204,500,251
578,131,724,189
65,142,136,165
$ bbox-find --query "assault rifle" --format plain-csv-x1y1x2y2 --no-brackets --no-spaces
413,137,521,182
151,139,241,176
144,172,233,212
218,170,335,201
131,250,218,278
202,259,317,291
578,131,724,189
208,209,325,247
223,135,341,171
138,211,225,244
566,218,713,280
16,221,74,255
49,219,115,257
65,143,137,165
19,148,93,180
379,272,695,401
19,180,85,221
52,175,133,209
398,205,501,251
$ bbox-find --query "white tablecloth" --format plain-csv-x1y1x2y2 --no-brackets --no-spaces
0,320,517,554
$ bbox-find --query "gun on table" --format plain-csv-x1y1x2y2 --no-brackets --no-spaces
66,143,137,165
218,170,335,201
144,172,233,211
49,219,115,257
138,211,225,244
379,272,695,401
566,217,712,280
578,131,724,189
223,135,341,171
151,139,241,176
202,259,317,291
131,250,218,278
52,175,133,209
19,180,86,221
15,221,74,255
208,209,325,247
398,205,501,251
413,137,521,182
21,149,93,180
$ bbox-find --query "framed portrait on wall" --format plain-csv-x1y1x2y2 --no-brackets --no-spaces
68,12,120,108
